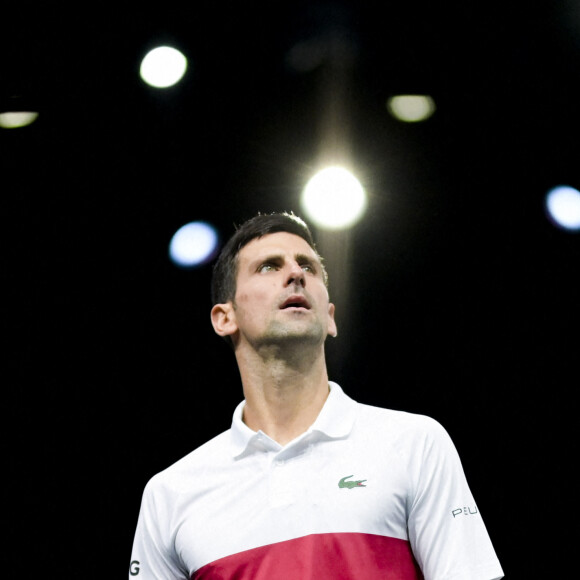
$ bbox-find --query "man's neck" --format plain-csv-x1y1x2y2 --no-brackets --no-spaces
235,344,330,446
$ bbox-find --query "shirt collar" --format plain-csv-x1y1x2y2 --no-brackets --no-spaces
229,382,357,458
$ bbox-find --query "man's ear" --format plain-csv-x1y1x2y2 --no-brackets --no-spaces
327,302,338,338
211,302,238,337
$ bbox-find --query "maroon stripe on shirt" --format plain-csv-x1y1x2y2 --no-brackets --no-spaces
192,532,424,579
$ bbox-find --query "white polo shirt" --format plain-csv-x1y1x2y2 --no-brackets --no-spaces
129,383,504,580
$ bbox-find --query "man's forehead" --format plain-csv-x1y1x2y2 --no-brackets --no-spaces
239,232,318,261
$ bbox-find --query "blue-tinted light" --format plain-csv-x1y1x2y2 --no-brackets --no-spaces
169,221,219,267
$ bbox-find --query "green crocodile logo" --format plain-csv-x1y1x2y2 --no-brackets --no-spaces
338,475,367,489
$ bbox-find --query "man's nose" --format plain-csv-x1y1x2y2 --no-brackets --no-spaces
286,263,305,287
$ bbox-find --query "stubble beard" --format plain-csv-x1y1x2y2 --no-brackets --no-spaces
255,315,326,354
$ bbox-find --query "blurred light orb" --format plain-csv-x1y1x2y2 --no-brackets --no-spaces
140,46,188,88
169,221,218,267
0,111,39,129
545,185,580,231
301,166,367,230
387,94,436,122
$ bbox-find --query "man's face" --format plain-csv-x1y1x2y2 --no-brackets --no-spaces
224,232,337,349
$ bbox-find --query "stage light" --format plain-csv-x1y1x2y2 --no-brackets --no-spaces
140,46,188,88
0,111,38,129
169,221,219,267
545,185,580,231
387,95,436,122
301,166,367,230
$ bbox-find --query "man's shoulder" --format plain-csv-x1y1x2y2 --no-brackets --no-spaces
145,427,233,494
355,399,448,439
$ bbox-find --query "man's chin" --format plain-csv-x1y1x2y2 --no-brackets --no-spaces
259,322,325,347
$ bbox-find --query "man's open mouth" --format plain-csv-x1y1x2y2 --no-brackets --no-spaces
280,296,311,309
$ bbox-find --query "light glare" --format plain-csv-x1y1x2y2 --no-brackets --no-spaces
301,166,367,230
0,111,39,129
545,186,580,231
387,95,436,123
140,46,188,88
169,221,218,267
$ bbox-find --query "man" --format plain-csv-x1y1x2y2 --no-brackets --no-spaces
129,212,504,579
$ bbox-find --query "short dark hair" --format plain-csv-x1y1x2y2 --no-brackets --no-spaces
211,212,328,307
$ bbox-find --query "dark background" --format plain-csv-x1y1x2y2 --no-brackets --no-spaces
3,2,578,577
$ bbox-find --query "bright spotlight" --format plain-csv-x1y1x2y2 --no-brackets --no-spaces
301,166,367,230
387,95,436,122
140,46,188,88
0,111,39,129
169,221,219,267
545,185,580,231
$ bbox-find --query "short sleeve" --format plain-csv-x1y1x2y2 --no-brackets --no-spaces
129,478,189,580
406,418,504,580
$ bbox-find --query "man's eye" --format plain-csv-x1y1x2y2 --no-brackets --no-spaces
301,264,315,273
259,263,276,273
